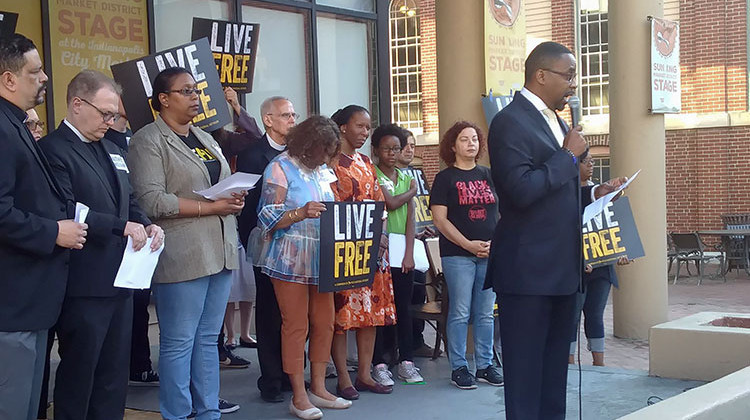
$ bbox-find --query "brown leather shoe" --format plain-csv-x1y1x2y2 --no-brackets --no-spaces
354,378,393,394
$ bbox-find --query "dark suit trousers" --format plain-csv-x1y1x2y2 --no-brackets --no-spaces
498,293,577,420
54,295,132,420
130,288,153,374
254,266,288,394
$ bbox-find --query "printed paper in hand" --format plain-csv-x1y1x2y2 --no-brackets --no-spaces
114,237,164,289
582,169,641,225
388,233,430,273
194,172,262,200
74,202,89,223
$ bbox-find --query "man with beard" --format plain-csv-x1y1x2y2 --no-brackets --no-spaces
0,33,87,420
38,70,164,420
485,42,622,419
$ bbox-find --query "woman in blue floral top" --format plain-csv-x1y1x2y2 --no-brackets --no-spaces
256,116,351,419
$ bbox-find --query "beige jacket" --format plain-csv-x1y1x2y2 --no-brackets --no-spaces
128,116,238,284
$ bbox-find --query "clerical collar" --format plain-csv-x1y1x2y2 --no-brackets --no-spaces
63,119,92,143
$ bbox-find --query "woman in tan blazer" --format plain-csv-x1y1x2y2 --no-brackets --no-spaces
128,67,244,420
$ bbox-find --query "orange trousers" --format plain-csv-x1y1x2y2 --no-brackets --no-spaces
272,279,335,374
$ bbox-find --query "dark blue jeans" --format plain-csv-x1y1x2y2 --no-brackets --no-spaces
570,274,612,354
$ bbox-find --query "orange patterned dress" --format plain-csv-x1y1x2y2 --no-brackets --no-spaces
332,152,397,331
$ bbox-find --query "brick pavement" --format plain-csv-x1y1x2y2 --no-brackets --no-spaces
573,266,750,371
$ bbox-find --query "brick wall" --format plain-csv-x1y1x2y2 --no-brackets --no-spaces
666,126,750,233
679,0,748,113
415,144,440,186
419,0,439,134
551,0,576,52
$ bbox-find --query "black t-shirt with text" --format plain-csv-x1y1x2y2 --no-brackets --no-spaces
429,165,499,257
178,132,221,186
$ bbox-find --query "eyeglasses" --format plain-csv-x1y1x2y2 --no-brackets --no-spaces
542,68,577,83
25,119,45,130
381,146,403,154
167,87,202,96
267,112,299,120
79,98,120,123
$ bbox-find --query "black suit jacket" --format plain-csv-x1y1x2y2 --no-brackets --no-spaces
486,91,591,296
235,134,284,247
0,98,70,331
39,122,151,298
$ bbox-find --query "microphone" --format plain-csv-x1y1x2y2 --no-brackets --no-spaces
568,95,581,128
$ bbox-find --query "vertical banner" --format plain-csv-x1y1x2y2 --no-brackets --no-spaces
583,197,645,267
110,38,231,133
318,201,385,292
191,17,260,93
484,0,526,95
46,0,150,126
401,168,436,234
0,11,19,37
650,17,680,113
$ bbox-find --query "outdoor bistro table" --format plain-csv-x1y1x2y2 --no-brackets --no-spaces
698,229,750,275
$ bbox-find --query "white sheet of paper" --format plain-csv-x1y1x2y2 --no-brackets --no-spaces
74,202,89,223
194,172,262,200
113,237,164,289
388,233,430,273
582,169,641,224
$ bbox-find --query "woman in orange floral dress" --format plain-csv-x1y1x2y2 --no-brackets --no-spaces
330,105,397,400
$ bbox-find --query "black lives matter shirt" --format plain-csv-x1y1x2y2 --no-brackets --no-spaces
177,132,221,185
429,165,499,258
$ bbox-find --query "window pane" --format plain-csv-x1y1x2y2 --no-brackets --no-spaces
241,2,312,120
316,14,374,154
316,0,374,13
154,0,230,50
588,22,600,45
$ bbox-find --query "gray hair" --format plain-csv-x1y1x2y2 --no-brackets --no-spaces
260,95,290,117
66,70,122,105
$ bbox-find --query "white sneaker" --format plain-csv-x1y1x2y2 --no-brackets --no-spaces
398,361,424,383
372,363,395,386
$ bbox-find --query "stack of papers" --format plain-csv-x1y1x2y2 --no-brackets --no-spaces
194,172,262,200
113,237,164,289
582,170,641,224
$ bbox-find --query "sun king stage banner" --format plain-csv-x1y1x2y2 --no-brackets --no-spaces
583,196,645,267
46,0,149,125
110,38,231,133
191,17,260,93
650,16,680,113
484,0,525,95
319,201,385,293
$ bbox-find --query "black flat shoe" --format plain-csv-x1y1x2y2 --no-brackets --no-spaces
239,338,258,348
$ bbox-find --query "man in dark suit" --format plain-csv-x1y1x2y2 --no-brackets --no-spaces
0,34,87,420
237,95,297,402
38,70,164,420
486,42,618,419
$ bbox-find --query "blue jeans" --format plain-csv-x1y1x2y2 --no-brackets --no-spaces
569,275,611,354
154,270,232,420
442,256,496,371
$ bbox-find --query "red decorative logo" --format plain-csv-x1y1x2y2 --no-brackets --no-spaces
469,206,488,222
488,0,521,27
653,19,678,58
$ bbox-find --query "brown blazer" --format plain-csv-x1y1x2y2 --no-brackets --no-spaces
128,116,238,284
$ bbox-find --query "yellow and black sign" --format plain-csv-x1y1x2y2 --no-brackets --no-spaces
110,38,231,133
0,11,18,37
402,167,437,235
319,201,385,292
191,17,260,93
583,196,645,267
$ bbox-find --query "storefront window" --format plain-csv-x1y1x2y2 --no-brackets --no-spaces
316,0,375,13
316,13,376,154
153,0,231,50
241,2,312,120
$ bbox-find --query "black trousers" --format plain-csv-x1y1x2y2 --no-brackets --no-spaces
498,293,577,420
254,266,288,394
374,268,415,364
130,288,153,374
36,329,55,419
54,294,133,420
411,270,427,349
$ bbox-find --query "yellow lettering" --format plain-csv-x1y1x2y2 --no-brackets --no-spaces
599,230,614,256
334,242,345,278
588,232,603,259
239,55,249,83
582,234,591,260
192,80,217,124
354,241,364,276
362,240,372,275
610,227,626,253
345,242,355,277
221,53,233,83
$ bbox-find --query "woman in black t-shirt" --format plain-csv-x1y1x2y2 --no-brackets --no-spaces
430,121,503,390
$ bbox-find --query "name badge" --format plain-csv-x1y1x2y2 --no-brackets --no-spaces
109,153,129,173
